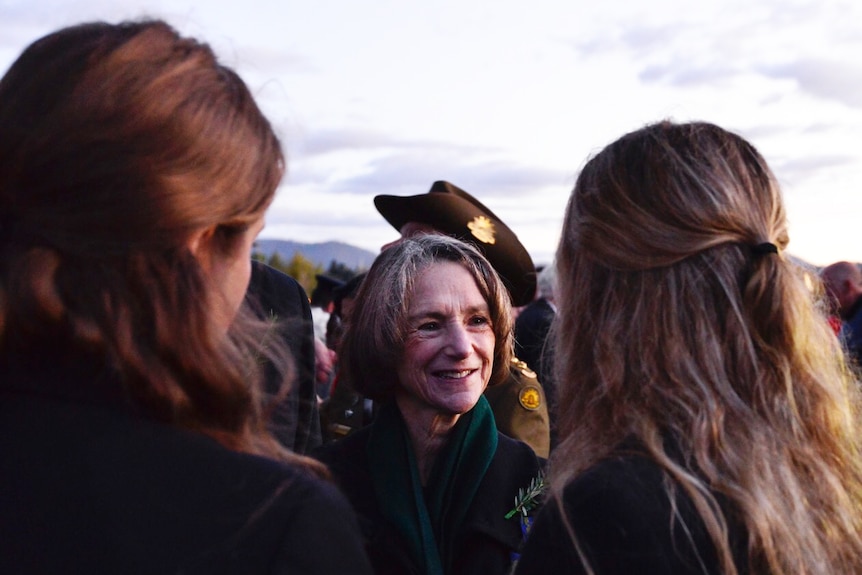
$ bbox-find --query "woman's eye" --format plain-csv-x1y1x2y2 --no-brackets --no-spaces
418,321,439,331
470,316,490,326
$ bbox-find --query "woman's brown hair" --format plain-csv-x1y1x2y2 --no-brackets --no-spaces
0,20,317,469
551,120,862,574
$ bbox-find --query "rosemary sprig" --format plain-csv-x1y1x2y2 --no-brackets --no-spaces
505,471,546,519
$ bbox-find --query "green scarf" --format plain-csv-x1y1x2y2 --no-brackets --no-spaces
367,396,498,575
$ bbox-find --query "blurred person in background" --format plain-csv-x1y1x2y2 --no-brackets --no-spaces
246,260,323,453
821,260,862,363
319,272,370,441
514,262,559,444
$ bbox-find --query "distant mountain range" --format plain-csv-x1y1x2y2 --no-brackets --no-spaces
252,239,824,276
254,238,377,270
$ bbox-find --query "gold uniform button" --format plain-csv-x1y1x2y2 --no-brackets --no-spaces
519,385,542,411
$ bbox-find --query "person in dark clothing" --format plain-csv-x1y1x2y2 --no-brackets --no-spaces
0,20,371,574
516,447,746,575
1,353,371,575
310,274,343,341
315,235,543,575
821,260,862,365
319,273,373,442
514,262,558,445
514,265,557,384
246,260,323,454
515,121,862,575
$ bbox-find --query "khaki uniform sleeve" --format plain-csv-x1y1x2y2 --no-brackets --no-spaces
483,358,550,458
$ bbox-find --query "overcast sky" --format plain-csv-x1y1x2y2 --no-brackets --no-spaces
3,0,862,266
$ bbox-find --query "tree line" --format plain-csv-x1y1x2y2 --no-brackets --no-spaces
252,250,363,297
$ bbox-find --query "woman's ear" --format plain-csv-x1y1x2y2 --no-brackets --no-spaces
187,225,218,273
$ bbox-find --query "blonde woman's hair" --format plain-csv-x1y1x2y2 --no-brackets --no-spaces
551,120,862,574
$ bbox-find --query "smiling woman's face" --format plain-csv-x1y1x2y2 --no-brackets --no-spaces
395,261,495,416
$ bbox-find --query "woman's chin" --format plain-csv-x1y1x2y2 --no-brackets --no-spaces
432,393,483,416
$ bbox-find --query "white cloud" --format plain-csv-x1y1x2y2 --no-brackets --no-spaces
763,59,862,108
2,0,862,265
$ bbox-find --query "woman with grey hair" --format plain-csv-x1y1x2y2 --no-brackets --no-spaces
315,234,543,575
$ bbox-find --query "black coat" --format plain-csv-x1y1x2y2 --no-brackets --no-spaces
0,355,372,575
514,452,748,575
314,425,543,575
247,261,322,454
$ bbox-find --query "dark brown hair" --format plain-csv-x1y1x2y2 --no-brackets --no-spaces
0,21,314,466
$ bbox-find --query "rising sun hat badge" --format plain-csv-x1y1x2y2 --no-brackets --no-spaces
467,215,496,245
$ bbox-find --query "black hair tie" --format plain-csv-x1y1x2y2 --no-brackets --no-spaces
751,242,778,256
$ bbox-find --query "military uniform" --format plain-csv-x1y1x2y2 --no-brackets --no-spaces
484,358,550,458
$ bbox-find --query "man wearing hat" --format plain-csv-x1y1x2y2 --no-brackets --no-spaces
310,274,344,343
374,180,551,457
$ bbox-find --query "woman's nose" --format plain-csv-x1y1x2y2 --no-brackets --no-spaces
445,324,472,357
